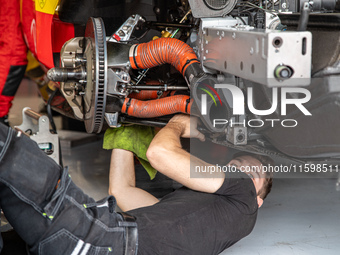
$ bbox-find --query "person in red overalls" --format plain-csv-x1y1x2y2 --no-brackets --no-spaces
0,0,30,125
0,0,74,126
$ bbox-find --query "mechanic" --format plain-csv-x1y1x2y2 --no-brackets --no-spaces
108,114,273,254
0,115,273,254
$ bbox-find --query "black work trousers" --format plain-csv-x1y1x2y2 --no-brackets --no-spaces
0,123,137,255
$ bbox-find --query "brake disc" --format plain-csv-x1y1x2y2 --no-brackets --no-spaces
83,17,107,133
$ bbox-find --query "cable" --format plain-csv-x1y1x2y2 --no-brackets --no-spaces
237,16,247,25
239,10,255,26
46,89,63,167
47,89,57,133
171,9,192,38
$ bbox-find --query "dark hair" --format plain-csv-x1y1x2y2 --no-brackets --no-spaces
232,152,274,200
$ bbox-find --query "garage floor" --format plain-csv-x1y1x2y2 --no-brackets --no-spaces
3,79,340,254
63,140,340,255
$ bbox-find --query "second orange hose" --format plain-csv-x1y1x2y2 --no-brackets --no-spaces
121,95,192,118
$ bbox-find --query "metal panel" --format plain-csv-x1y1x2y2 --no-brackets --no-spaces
201,26,312,87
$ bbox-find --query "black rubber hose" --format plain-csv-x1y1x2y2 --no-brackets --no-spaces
297,2,310,31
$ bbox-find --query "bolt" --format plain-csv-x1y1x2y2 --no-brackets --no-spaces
122,74,129,81
154,7,161,14
118,30,125,37
205,50,209,54
217,74,225,82
282,3,287,8
232,32,236,39
250,47,254,55
203,56,206,60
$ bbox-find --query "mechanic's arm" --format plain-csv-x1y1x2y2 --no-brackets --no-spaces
109,149,159,211
146,115,225,193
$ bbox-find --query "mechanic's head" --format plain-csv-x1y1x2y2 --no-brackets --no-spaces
227,152,274,208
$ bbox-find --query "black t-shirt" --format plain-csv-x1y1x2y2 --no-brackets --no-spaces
127,171,258,255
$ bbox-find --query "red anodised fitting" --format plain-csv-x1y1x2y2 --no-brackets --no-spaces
128,90,160,100
128,91,175,100
129,38,199,76
121,95,192,118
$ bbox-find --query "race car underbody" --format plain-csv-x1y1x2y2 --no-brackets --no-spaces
46,0,340,165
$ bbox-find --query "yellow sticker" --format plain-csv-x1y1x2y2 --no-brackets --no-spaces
35,0,58,15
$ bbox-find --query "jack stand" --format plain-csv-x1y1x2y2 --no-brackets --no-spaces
15,107,60,164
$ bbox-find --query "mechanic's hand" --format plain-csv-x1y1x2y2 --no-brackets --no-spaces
168,114,205,142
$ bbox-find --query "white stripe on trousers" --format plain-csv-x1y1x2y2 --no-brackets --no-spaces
71,240,84,255
80,243,91,255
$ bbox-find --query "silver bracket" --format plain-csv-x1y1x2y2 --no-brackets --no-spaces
107,69,130,97
201,26,312,87
105,112,121,128
15,107,60,164
226,126,248,145
108,14,145,43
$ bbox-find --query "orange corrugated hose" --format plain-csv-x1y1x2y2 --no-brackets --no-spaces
129,38,199,76
122,95,192,118
126,38,199,117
